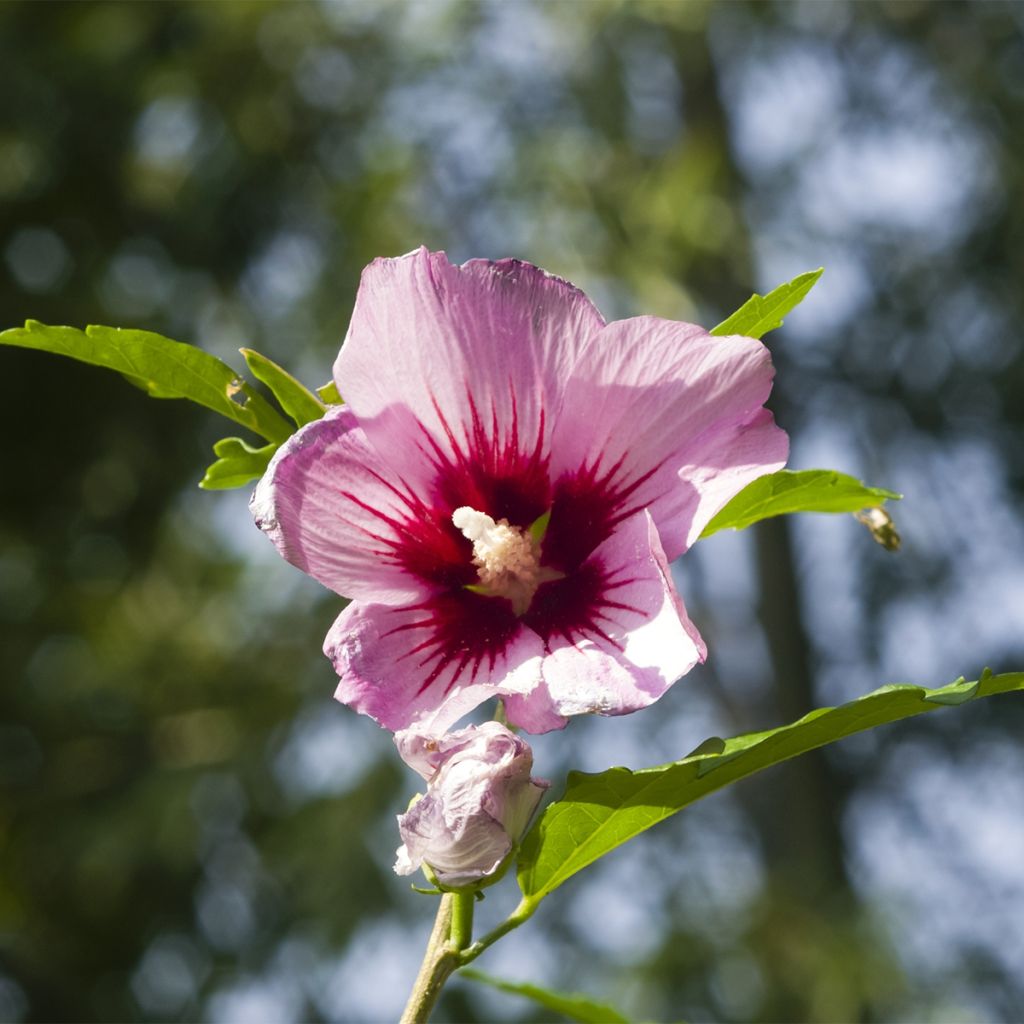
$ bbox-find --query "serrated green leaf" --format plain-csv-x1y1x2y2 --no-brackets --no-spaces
240,348,325,428
711,268,823,339
1,321,293,444
317,380,343,405
199,437,276,490
700,469,901,538
516,672,1024,905
460,968,630,1024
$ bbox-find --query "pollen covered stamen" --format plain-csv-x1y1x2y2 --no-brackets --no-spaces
452,506,545,615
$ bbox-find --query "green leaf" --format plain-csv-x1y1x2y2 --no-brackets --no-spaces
516,671,1024,905
460,968,630,1024
711,268,823,339
317,380,343,405
700,469,901,538
1,321,292,444
240,348,325,428
199,437,276,490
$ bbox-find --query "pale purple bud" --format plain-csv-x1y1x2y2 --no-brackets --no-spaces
393,721,548,889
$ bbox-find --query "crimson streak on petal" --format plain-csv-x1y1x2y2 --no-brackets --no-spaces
425,387,551,530
384,590,522,699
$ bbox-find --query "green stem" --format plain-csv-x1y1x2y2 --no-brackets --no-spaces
399,895,456,1024
450,891,475,952
457,896,537,967
400,891,477,1023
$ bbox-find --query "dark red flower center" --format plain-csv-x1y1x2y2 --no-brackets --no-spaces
358,395,654,695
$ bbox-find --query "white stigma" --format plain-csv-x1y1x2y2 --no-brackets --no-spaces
452,506,544,615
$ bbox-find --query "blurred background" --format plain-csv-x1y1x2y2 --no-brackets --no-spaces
2,1,1023,1021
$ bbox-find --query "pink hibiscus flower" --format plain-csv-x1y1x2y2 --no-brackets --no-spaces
251,247,787,734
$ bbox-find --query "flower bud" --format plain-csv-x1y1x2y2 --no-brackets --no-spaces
393,721,548,889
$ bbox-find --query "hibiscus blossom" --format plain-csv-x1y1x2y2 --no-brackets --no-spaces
251,247,787,734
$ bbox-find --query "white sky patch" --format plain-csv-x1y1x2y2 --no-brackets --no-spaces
241,231,324,320
801,128,991,242
316,918,423,1022
565,847,670,960
722,40,845,175
100,238,177,319
750,238,873,343
724,31,998,247
787,424,875,688
204,977,304,1024
847,739,1024,983
476,0,583,79
273,704,385,801
4,226,72,294
134,96,202,167
875,435,1024,681
131,933,209,1018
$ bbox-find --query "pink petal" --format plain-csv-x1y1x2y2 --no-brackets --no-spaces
394,790,512,887
674,405,788,547
551,319,788,560
334,247,605,491
251,407,436,605
325,596,546,733
503,510,705,730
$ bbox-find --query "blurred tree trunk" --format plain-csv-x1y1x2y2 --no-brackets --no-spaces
668,18,860,1019
753,515,851,897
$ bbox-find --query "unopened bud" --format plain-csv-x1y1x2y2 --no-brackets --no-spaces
393,721,548,889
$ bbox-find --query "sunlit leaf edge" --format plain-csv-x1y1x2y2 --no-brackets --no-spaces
516,670,1023,904
316,380,343,405
241,347,325,428
711,268,824,340
1,321,293,444
199,437,276,490
700,468,901,538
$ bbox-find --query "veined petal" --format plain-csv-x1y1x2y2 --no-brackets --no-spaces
551,319,788,560
325,593,546,733
334,247,605,492
394,792,511,888
251,407,451,604
675,405,789,547
504,510,705,730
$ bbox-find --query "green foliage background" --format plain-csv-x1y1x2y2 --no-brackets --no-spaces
2,2,1023,1022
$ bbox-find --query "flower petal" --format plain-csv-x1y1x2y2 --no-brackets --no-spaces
551,319,788,560
503,510,705,730
335,247,605,491
674,405,788,547
325,593,546,733
394,791,512,887
394,720,508,782
251,407,449,605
